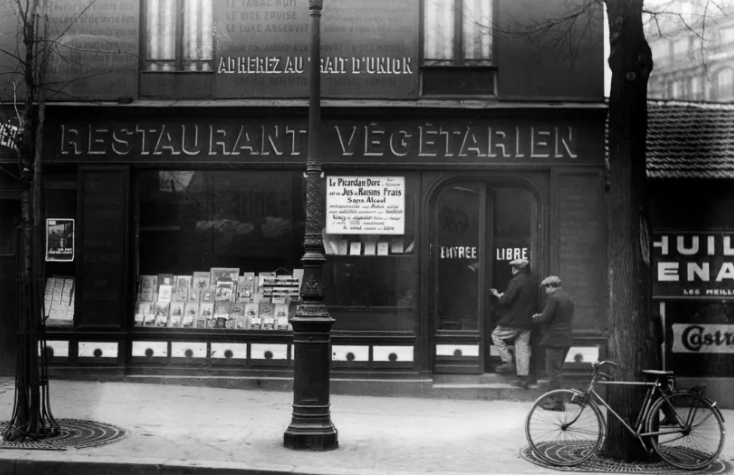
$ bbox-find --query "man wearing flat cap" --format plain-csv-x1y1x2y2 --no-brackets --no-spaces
532,276,574,410
489,258,536,389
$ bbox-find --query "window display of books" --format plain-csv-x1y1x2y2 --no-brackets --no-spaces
134,268,302,331
44,277,75,327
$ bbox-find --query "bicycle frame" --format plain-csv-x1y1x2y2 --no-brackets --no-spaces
575,377,695,452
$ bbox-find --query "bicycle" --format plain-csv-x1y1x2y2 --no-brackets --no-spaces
525,360,726,470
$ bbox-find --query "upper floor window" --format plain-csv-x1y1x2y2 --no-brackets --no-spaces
423,0,493,66
651,41,669,66
720,27,734,46
145,0,214,71
672,37,689,59
716,68,734,101
689,76,703,100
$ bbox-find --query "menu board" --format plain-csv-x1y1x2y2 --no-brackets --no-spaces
215,0,419,98
326,176,405,235
556,172,603,332
45,0,139,100
76,168,127,328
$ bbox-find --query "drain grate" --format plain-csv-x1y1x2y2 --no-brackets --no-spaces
0,419,127,451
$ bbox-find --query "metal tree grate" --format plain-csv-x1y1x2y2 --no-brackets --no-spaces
0,419,128,450
520,444,732,474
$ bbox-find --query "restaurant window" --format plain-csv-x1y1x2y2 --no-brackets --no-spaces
144,0,214,71
136,171,305,331
422,0,494,95
322,175,417,331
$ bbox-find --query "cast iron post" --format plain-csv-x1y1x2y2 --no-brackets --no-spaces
283,0,338,451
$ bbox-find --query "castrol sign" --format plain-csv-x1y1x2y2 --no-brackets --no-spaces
672,324,734,354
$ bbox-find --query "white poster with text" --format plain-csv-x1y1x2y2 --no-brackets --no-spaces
326,176,404,235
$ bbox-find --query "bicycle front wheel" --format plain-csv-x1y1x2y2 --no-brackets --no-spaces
646,391,725,470
526,389,604,466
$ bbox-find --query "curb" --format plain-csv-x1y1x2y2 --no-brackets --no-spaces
0,454,448,475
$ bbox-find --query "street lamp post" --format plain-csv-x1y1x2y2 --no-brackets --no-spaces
283,0,338,451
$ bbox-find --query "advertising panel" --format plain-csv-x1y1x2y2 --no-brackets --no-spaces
215,0,419,98
326,176,404,235
45,0,139,100
653,232,734,298
665,301,734,377
46,218,75,262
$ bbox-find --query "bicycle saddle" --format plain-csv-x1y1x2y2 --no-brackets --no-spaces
642,369,674,376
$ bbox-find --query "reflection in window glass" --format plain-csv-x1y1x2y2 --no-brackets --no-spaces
138,171,305,275
492,187,535,295
436,184,481,331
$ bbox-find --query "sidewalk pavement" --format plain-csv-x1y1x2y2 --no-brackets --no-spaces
0,377,731,475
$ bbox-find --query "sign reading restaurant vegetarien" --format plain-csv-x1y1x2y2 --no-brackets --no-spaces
326,176,404,235
215,0,418,98
653,232,734,298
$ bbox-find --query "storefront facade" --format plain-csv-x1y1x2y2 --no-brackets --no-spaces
0,0,607,393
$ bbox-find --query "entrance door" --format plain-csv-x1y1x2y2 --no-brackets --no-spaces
433,182,537,374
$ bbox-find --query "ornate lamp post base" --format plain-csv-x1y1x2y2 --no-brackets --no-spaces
284,316,338,451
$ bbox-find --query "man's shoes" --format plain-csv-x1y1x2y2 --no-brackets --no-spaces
511,377,529,389
540,401,565,412
495,363,516,374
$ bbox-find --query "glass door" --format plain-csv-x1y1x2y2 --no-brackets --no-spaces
433,181,537,374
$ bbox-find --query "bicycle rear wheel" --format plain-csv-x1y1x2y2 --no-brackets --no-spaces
525,389,604,466
646,391,725,470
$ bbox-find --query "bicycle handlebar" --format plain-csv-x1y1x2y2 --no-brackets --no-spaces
592,360,618,370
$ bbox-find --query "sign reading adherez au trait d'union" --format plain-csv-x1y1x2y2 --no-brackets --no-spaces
653,232,734,298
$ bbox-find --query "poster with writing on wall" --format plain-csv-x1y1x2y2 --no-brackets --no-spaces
326,176,404,235
214,0,419,98
46,219,75,262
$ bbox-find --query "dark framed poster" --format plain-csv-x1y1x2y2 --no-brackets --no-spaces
45,218,75,262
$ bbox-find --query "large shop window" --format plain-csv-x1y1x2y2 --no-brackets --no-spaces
322,175,417,331
422,0,494,95
136,171,305,331
144,0,214,71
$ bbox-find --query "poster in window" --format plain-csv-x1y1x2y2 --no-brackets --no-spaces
45,219,74,262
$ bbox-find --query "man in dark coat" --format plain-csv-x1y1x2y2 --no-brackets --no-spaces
490,258,536,389
532,275,573,410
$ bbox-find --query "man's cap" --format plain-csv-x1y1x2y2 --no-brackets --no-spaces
540,275,562,287
509,258,529,269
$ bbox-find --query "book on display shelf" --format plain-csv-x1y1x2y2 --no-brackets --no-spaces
259,302,275,330
225,317,236,329
169,301,185,318
188,288,200,302
155,315,169,328
201,286,215,303
214,279,234,301
236,276,254,303
210,267,239,284
168,315,182,328
214,301,230,328
192,272,211,291
173,286,188,301
235,315,247,329
141,287,155,301
158,284,173,303
377,241,389,256
175,275,192,290
134,314,144,327
194,315,207,329
391,239,404,254
157,273,174,290
199,302,214,319
275,303,289,330
182,314,194,328
184,302,199,319
140,275,157,291
143,313,156,327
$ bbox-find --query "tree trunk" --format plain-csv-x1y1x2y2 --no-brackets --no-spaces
602,0,657,462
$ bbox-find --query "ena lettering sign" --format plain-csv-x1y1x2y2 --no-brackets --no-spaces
652,233,734,298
